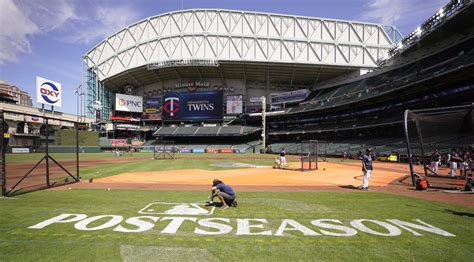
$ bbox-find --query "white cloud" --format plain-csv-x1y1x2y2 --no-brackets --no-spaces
0,0,139,64
0,0,78,64
63,5,139,45
0,0,38,64
360,0,446,34
16,0,79,31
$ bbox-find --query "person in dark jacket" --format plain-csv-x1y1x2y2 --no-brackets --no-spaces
208,179,238,209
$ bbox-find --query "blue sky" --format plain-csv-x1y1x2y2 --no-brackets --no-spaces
0,0,446,115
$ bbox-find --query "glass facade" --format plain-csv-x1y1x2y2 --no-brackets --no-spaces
84,66,112,122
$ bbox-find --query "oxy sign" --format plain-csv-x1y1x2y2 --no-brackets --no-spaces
36,76,62,107
115,93,143,112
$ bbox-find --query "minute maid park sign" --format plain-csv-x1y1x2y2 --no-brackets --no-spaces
28,202,455,237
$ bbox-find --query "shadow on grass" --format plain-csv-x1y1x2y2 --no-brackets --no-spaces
444,209,474,218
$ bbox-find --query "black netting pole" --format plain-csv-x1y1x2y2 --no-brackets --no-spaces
0,110,6,196
76,123,80,181
301,156,303,171
164,140,167,159
45,118,50,186
316,140,319,170
172,141,175,159
404,110,416,186
414,116,428,177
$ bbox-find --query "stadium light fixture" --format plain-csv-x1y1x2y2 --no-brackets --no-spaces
415,27,422,36
438,8,445,18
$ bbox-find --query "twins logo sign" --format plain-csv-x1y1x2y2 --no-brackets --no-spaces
162,91,223,121
36,76,62,107
163,97,180,117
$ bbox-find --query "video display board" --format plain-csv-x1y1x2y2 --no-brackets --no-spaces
162,91,223,121
226,95,243,114
145,97,161,113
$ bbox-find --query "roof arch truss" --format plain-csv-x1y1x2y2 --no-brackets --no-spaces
85,9,394,81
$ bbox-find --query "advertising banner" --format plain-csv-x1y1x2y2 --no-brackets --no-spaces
192,148,205,153
162,91,223,121
145,97,161,113
226,95,243,114
270,89,309,105
36,76,62,107
61,121,75,127
115,94,143,112
142,113,162,120
249,96,264,103
12,148,29,153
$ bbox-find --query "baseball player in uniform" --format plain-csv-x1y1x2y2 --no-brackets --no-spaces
361,148,373,191
280,148,288,168
430,149,441,175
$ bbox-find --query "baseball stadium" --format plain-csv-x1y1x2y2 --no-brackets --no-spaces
1,0,474,261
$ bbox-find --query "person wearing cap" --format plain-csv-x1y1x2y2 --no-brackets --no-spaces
430,149,441,176
208,179,238,209
280,147,288,167
361,148,373,191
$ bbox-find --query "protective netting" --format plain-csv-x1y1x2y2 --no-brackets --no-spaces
1,112,80,196
405,104,473,188
154,140,176,160
301,140,319,170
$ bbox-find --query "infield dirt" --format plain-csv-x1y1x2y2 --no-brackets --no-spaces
63,158,473,207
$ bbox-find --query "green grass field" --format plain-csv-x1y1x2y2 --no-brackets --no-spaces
1,153,473,261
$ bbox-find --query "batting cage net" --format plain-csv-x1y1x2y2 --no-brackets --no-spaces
0,110,81,197
300,140,319,171
154,140,176,160
404,104,473,188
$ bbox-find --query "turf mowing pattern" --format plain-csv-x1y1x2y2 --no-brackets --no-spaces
1,189,473,261
2,153,473,261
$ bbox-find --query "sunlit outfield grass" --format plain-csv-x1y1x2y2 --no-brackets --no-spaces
6,152,360,163
0,189,473,261
6,152,362,181
6,152,278,162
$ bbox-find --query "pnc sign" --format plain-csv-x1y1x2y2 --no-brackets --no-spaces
115,93,143,112
36,76,62,107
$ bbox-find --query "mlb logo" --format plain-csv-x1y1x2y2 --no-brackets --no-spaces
139,202,215,216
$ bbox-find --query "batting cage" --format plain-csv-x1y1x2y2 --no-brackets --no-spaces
300,140,319,171
0,110,81,197
153,140,176,160
404,104,473,189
